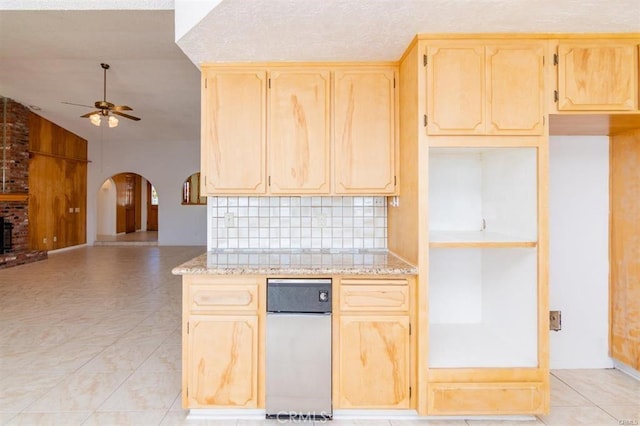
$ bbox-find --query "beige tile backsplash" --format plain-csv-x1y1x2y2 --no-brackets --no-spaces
208,196,387,250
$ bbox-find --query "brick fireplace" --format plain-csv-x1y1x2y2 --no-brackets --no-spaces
0,96,47,268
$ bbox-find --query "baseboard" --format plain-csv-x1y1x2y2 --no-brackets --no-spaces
614,360,640,380
187,409,265,420
48,244,87,254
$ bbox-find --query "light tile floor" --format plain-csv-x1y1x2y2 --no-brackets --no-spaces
1,246,639,426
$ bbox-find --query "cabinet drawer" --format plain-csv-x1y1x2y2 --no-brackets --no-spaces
428,382,545,415
189,285,258,312
340,285,409,311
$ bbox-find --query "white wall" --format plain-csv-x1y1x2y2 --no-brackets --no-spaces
96,178,116,236
549,135,612,368
86,135,207,246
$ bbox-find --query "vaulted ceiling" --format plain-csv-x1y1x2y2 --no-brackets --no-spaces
1,0,638,146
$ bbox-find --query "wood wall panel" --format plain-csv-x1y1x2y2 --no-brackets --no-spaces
610,128,640,371
28,112,87,251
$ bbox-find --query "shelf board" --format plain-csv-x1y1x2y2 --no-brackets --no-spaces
429,231,537,248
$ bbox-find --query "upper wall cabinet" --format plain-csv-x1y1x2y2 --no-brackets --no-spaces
268,70,331,194
201,69,267,195
334,68,397,194
554,42,638,112
426,42,545,135
200,64,398,196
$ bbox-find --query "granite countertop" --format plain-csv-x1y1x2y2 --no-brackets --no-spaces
172,249,417,276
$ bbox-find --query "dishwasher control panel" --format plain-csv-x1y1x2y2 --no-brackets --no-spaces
267,278,332,313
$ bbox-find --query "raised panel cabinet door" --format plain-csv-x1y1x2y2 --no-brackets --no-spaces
334,68,396,194
557,43,638,111
427,44,485,135
201,69,267,194
186,315,258,408
338,316,410,408
269,70,331,194
487,44,545,135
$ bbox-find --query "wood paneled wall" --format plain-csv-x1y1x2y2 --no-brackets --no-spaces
28,112,87,251
610,128,640,371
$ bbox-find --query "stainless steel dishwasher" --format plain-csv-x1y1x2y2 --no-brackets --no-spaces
266,278,332,420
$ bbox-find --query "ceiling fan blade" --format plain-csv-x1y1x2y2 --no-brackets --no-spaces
111,105,133,111
80,110,102,118
62,101,93,108
111,110,141,121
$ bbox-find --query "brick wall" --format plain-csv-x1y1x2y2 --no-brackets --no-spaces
1,96,32,257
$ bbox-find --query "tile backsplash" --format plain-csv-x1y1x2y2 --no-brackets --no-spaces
208,196,387,250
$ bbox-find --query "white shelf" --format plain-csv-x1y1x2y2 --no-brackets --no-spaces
428,247,538,368
429,323,538,368
429,147,538,241
429,230,537,248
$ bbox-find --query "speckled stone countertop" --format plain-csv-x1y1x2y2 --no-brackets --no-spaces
171,250,417,276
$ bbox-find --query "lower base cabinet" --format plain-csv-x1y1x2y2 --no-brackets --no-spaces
335,277,414,409
186,315,259,408
338,316,411,408
180,273,546,416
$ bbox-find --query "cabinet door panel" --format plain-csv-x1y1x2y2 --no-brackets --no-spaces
201,70,267,194
338,316,410,408
186,316,258,408
487,45,545,135
269,70,330,194
340,285,409,311
427,45,485,135
334,69,396,194
557,43,637,111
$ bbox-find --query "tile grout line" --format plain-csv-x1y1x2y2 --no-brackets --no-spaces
549,371,622,423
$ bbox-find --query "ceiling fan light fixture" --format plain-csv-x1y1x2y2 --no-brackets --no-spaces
89,113,101,126
108,115,119,128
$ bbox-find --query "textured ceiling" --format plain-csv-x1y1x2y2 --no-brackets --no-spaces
0,0,638,149
177,0,640,65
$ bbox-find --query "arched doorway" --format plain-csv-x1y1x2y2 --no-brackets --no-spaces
95,172,158,245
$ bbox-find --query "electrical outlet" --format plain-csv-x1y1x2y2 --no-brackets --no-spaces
53,236,57,242
43,237,47,244
550,310,562,331
374,197,385,207
224,212,236,227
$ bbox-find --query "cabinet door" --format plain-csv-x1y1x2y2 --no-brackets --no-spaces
268,70,330,194
186,315,258,408
487,44,545,135
338,315,410,408
427,44,485,135
334,68,396,194
201,69,267,194
557,43,637,111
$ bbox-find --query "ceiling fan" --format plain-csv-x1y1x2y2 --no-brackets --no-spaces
63,63,140,127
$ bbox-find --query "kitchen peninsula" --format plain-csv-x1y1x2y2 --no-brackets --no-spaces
173,248,418,413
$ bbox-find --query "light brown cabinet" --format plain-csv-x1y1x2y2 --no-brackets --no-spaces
201,69,267,195
182,276,262,409
268,70,331,194
335,278,412,409
334,68,397,194
554,42,638,111
200,65,398,196
426,42,545,135
186,315,259,408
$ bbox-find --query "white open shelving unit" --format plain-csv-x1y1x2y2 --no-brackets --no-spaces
428,147,539,368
